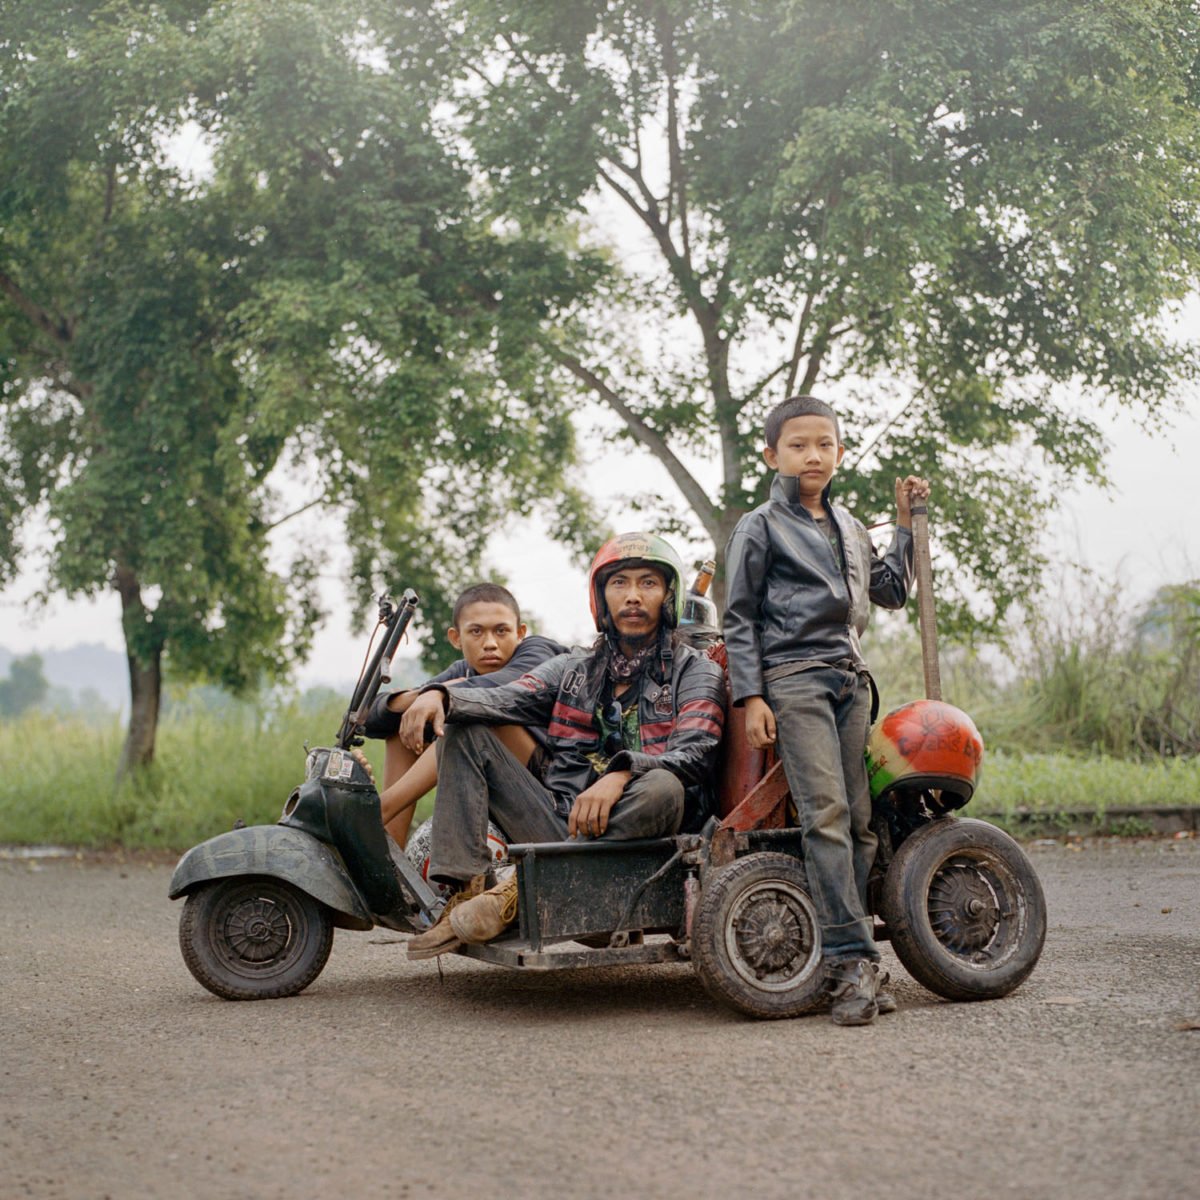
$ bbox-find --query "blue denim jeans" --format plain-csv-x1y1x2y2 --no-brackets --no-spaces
766,666,878,962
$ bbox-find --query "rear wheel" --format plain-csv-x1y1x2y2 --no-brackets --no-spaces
880,818,1046,1001
692,853,826,1020
179,876,333,1001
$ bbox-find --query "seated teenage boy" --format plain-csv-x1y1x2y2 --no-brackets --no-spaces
723,394,930,1028
363,583,567,847
401,533,726,960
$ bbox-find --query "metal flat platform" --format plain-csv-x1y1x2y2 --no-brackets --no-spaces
455,935,689,971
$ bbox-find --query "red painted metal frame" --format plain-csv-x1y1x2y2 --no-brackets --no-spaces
720,758,789,831
705,640,791,833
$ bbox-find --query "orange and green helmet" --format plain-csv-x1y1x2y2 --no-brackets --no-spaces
587,532,687,631
867,700,984,809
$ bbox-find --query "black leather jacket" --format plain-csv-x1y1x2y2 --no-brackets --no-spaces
429,637,726,831
363,634,568,741
723,474,914,704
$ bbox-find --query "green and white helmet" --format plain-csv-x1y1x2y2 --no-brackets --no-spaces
587,532,687,631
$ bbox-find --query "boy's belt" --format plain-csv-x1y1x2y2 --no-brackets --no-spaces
764,658,879,721
763,656,864,682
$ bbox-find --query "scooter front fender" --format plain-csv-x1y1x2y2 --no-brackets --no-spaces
168,825,374,931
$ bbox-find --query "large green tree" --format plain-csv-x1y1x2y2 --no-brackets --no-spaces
416,0,1200,628
0,0,593,773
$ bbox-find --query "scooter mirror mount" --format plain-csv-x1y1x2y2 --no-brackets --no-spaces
376,592,397,623
337,588,420,751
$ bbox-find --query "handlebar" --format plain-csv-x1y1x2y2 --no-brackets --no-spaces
336,588,420,750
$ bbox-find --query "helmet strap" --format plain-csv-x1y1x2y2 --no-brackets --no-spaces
663,586,677,627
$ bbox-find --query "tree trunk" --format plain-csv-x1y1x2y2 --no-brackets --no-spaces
114,561,164,780
709,508,746,620
118,644,162,779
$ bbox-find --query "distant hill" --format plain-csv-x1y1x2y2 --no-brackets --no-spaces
0,642,432,713
0,642,130,710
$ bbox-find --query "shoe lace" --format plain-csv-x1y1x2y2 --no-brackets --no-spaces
497,878,520,925
431,875,486,926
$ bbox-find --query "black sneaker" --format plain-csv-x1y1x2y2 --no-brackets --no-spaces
827,958,880,1026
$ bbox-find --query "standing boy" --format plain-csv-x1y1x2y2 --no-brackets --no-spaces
723,395,930,1026
363,583,566,846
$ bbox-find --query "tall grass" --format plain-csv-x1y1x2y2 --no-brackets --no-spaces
0,695,408,850
1005,579,1200,758
2,703,1196,852
868,576,1200,761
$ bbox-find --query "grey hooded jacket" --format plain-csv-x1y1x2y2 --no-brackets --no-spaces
723,474,914,704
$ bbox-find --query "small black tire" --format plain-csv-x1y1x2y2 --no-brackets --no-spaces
692,852,826,1020
179,876,334,1001
880,817,1046,1001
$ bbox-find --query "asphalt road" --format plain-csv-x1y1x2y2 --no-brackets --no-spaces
2,839,1198,1200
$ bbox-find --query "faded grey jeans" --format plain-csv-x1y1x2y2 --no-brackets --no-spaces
429,723,685,885
766,666,878,962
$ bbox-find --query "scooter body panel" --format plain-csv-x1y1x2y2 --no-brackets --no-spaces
168,825,374,931
282,752,442,922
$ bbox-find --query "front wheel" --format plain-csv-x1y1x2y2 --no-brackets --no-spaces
692,853,826,1020
880,818,1046,1001
179,876,334,1001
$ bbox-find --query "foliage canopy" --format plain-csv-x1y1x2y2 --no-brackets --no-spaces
412,0,1200,630
0,0,595,769
4,0,1200,781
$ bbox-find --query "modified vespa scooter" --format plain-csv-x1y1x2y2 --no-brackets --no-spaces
171,516,1046,1016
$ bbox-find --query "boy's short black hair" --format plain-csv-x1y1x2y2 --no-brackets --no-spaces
764,395,841,449
451,583,521,628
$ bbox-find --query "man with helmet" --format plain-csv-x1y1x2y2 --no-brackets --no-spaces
402,532,726,959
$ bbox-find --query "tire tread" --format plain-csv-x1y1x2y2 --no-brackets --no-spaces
179,877,334,1001
693,852,826,1020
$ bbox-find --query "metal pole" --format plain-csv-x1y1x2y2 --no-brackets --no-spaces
909,503,942,701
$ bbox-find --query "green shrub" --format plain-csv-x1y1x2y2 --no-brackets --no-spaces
868,576,1200,761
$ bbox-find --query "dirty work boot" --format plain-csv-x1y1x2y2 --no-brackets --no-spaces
448,875,520,945
827,958,880,1026
874,964,897,1015
406,874,487,960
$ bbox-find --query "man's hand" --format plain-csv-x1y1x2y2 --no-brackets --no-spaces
744,695,777,750
569,771,632,838
399,690,447,755
894,475,931,528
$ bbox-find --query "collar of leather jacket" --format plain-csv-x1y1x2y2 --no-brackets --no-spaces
770,471,834,509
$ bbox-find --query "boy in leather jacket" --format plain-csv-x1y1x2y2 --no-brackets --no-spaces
362,583,566,847
723,395,929,1025
402,533,726,960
